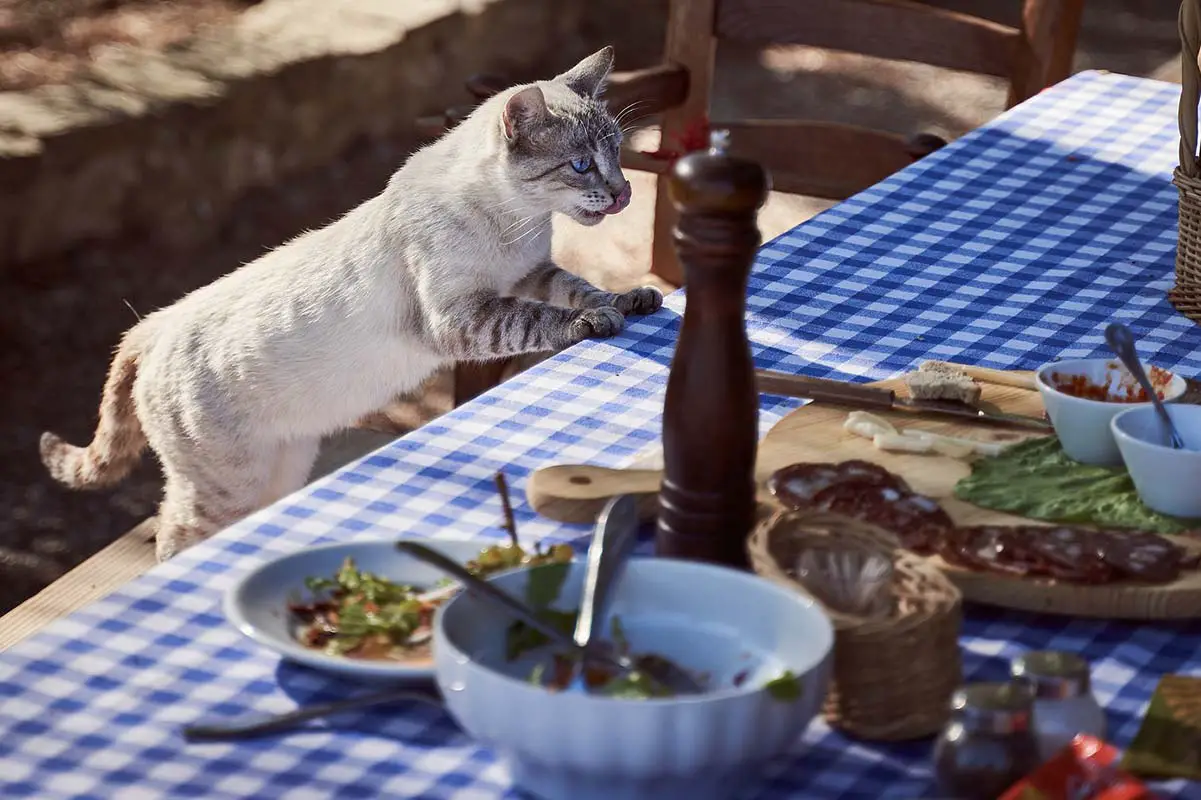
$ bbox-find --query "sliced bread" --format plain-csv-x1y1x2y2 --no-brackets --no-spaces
904,363,982,404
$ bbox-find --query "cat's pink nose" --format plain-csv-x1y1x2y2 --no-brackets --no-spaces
603,181,632,215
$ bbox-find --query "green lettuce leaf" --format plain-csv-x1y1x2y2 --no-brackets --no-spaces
954,437,1199,534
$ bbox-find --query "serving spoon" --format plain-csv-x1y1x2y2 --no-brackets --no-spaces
566,494,641,693
1104,322,1186,449
396,541,704,695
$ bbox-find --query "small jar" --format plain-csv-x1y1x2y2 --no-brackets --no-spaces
933,682,1041,800
1011,650,1106,762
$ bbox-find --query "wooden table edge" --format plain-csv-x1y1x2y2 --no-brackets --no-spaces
0,518,158,652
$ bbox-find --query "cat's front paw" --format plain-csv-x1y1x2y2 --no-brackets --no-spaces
568,306,625,342
613,286,663,316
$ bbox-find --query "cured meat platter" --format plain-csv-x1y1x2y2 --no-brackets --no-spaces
527,369,1201,620
754,373,1201,619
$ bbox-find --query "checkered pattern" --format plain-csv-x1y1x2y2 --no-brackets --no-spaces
4,71,1201,799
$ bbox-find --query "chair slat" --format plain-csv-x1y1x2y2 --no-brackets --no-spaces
604,64,691,122
721,120,916,200
716,0,1020,78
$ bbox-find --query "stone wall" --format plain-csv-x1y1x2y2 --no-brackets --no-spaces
0,0,666,272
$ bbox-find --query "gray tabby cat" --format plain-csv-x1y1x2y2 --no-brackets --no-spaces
40,46,661,561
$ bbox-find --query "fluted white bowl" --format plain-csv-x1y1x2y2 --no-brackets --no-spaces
433,557,834,800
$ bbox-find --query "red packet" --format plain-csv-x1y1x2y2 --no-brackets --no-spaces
999,735,1154,800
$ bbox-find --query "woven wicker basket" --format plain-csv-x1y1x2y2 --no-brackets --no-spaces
748,510,963,741
1174,0,1201,322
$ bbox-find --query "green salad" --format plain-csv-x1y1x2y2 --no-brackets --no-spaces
289,541,573,662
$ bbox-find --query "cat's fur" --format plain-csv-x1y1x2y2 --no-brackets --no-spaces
40,47,661,561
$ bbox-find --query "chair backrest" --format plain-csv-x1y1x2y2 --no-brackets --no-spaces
637,0,1084,284
709,0,1083,107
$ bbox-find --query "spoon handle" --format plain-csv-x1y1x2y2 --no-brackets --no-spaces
1104,323,1184,447
395,542,676,691
396,542,579,648
1105,323,1159,398
575,495,641,648
182,687,443,742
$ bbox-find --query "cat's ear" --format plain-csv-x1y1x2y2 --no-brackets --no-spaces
502,86,548,143
558,46,614,98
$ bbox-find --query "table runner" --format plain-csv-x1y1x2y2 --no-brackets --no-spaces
3,70,1201,799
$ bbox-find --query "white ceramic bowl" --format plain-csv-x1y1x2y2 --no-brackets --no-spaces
1035,358,1186,466
434,558,834,800
1112,404,1201,519
225,538,492,681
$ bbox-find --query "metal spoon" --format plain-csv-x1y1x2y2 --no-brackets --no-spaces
182,685,444,742
1104,322,1186,449
566,495,640,693
563,498,702,694
395,541,703,695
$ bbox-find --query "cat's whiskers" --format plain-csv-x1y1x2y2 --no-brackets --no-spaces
480,195,526,213
501,217,550,247
620,114,654,135
501,215,543,243
500,212,544,236
613,100,649,128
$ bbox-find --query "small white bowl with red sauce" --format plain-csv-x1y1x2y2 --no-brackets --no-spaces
1111,404,1201,518
1035,358,1186,466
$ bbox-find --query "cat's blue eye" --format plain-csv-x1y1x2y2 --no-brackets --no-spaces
570,155,593,173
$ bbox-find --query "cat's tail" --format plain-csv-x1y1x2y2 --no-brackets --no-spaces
41,327,149,490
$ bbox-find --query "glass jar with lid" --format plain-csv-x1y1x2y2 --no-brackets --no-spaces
933,681,1041,800
1011,650,1106,762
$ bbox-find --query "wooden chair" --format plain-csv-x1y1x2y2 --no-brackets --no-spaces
621,0,1085,286
420,0,1084,403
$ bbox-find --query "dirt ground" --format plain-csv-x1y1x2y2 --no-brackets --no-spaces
0,0,1185,613
0,0,260,91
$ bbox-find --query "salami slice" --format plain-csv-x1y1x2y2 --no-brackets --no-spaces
767,461,908,510
945,526,1184,585
839,460,909,487
810,480,952,554
1023,527,1115,584
940,527,1038,577
767,464,843,509
1096,530,1183,584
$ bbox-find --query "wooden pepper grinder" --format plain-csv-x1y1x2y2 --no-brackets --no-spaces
656,129,770,569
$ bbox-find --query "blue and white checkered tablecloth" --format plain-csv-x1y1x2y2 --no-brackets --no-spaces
4,70,1201,799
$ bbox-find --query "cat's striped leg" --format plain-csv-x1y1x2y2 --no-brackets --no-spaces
513,262,663,316
430,291,623,359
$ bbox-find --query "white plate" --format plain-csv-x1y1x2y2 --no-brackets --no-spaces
224,538,493,681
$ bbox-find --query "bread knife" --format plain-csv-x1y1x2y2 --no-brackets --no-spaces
755,369,1052,431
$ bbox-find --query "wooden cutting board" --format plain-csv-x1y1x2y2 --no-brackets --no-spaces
528,370,1201,620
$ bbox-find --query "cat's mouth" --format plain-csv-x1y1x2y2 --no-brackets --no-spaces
575,183,632,224
576,208,607,223
575,197,627,224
